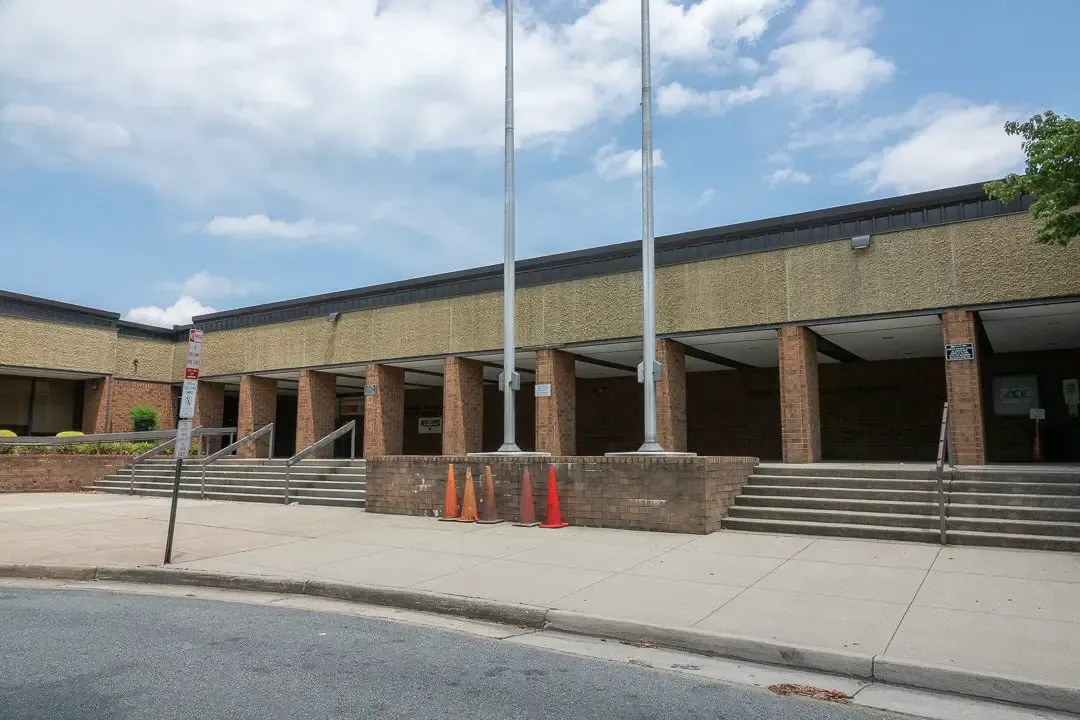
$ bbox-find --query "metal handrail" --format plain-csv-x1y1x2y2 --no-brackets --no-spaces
200,424,275,499
934,402,954,545
283,420,356,504
128,427,238,494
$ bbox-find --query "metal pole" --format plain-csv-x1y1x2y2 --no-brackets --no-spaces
637,0,663,453
284,464,291,505
200,460,207,500
130,458,137,495
498,0,521,453
268,426,275,460
163,457,183,564
350,423,356,460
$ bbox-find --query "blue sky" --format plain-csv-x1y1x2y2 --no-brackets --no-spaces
1,0,1078,326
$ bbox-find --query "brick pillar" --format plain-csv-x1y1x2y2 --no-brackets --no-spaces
192,381,225,453
535,349,576,455
778,326,822,463
941,311,986,465
238,376,277,458
296,370,338,458
442,357,483,455
656,339,687,452
364,364,405,458
81,377,111,433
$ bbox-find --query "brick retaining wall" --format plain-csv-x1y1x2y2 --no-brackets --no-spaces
365,455,758,534
0,455,132,493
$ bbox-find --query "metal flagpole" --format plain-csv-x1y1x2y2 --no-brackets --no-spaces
637,0,663,452
498,0,521,452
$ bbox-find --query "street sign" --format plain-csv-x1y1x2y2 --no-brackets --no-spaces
178,379,198,419
178,330,204,421
945,343,975,361
534,383,552,397
175,419,194,458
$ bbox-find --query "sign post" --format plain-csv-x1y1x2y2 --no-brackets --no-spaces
164,328,203,564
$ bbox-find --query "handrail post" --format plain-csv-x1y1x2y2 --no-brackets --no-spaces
201,461,207,500
350,421,356,460
284,465,291,505
935,402,950,546
268,426,275,460
130,458,137,495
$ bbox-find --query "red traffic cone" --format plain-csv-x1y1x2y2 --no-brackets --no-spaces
458,468,478,523
539,465,569,529
514,468,539,527
438,463,459,521
477,466,505,524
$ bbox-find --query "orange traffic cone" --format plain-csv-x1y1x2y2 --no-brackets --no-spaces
477,466,505,524
539,465,569,529
514,468,539,527
458,468,478,523
438,463,459,521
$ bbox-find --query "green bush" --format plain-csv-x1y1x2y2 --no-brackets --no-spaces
0,429,16,437
130,407,159,432
56,431,84,437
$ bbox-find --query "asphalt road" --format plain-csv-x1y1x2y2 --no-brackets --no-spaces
0,587,913,720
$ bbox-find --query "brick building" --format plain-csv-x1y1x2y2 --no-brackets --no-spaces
2,182,1079,465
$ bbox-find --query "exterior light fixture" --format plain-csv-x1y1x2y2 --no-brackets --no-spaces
327,312,340,322
851,234,871,250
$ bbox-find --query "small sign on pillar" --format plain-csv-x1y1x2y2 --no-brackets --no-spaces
534,383,552,397
945,343,975,362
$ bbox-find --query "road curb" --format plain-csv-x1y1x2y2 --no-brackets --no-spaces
2,563,1076,713
545,610,874,679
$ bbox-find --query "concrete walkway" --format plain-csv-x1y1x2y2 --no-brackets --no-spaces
3,493,1079,707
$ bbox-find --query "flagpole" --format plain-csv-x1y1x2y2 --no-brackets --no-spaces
637,0,663,452
499,0,521,452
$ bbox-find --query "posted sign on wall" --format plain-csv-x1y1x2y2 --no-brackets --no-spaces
175,328,204,458
945,343,975,361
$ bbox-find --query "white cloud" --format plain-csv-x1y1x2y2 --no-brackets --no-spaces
203,215,356,240
765,167,811,187
767,151,793,164
124,296,215,328
690,187,716,212
593,143,666,181
0,103,131,153
846,104,1024,193
164,271,259,299
658,0,892,116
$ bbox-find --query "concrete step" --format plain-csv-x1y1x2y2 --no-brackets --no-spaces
742,485,937,502
946,530,1080,552
98,476,366,493
755,463,938,480
85,483,365,506
947,481,1080,495
948,492,1080,508
948,503,1080,522
727,506,939,529
734,495,938,515
947,516,1080,538
121,471,367,484
747,474,935,491
721,516,940,542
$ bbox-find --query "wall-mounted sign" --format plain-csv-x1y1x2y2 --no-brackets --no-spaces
534,383,552,398
339,397,364,417
945,343,975,361
363,384,377,397
1029,408,1046,420
1064,379,1079,405
419,417,442,434
993,374,1040,417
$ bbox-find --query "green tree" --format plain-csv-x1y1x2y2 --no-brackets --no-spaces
984,111,1080,247
130,407,159,432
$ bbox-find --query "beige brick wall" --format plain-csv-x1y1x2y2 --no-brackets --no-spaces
0,316,115,374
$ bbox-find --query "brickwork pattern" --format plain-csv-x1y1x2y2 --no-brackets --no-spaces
942,311,986,465
296,370,337,458
81,378,109,433
687,368,781,459
364,364,405,457
576,376,641,455
442,357,483,455
238,375,277,458
778,326,822,463
107,379,177,433
192,382,225,453
365,455,759,534
655,339,687,452
0,455,131,493
535,349,577,455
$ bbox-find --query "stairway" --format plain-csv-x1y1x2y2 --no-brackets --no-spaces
723,463,1080,552
85,457,366,508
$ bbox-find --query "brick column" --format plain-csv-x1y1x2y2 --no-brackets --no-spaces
238,375,277,458
442,357,483,455
81,377,111,433
297,370,337,458
941,311,986,465
656,339,687,452
778,327,822,463
192,381,225,453
535,349,576,455
364,364,405,458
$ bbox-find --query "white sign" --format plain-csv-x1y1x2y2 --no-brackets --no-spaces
418,417,442,434
534,383,552,398
364,384,377,397
175,419,194,459
1029,408,1046,421
945,343,975,361
1064,379,1079,405
178,379,199,420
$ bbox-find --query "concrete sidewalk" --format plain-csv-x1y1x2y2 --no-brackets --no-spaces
3,493,1079,711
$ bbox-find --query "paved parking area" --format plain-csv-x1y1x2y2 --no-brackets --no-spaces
2,493,1079,691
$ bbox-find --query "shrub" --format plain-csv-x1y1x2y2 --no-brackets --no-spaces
56,431,84,437
0,429,16,437
130,407,159,432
